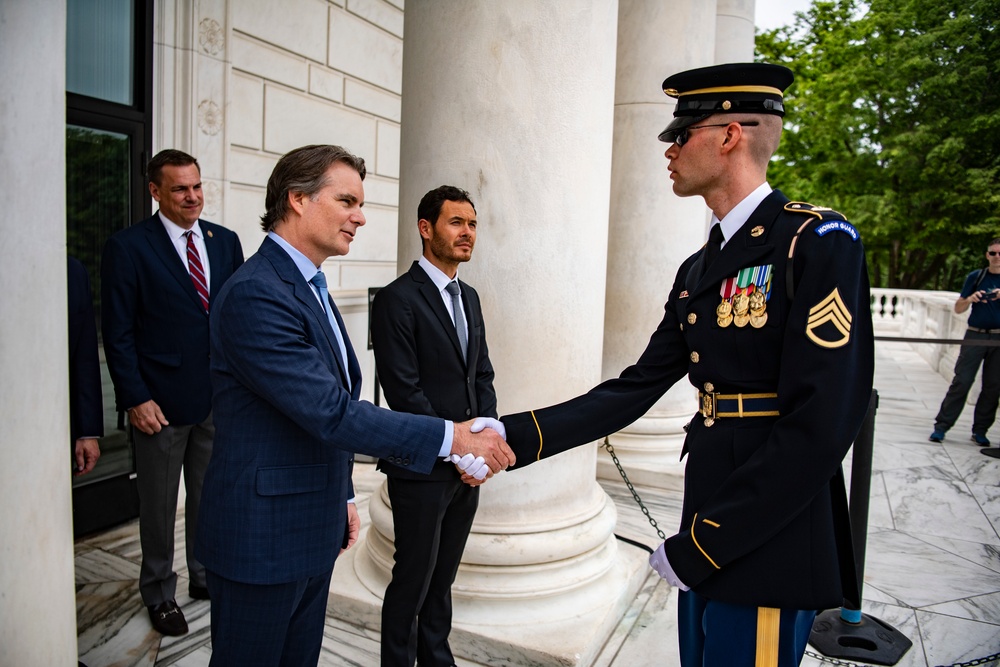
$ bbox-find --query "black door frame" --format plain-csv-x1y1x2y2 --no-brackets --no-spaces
69,0,153,538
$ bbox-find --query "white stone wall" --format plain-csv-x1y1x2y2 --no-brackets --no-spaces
156,0,407,401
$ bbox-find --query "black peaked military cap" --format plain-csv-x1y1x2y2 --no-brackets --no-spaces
658,62,793,143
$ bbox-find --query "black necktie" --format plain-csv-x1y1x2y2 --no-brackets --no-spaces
704,224,724,268
445,281,468,360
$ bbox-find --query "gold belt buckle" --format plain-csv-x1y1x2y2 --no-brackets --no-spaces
700,392,718,427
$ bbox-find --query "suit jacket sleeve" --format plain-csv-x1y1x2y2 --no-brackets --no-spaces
370,286,438,417
100,234,151,411
470,288,498,419
501,258,695,466
227,231,246,278
216,275,444,470
68,257,104,443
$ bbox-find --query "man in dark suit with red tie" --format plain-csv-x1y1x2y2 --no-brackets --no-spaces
194,145,513,666
372,185,497,667
102,149,244,636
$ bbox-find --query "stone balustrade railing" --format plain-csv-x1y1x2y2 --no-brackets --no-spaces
870,287,969,380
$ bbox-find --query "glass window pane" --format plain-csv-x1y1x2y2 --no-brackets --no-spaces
67,124,134,487
66,0,134,105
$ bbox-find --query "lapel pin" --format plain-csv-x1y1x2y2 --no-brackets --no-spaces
207,230,214,238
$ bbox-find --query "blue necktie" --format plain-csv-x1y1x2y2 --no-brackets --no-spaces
310,270,351,389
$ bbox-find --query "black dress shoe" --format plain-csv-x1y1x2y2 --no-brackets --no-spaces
188,584,210,600
148,599,189,636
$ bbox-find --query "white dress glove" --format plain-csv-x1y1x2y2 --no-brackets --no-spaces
648,542,690,591
469,416,507,440
448,453,490,480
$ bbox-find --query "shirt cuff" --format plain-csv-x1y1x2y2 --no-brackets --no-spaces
438,420,454,458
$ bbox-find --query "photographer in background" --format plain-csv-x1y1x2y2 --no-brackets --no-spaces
930,238,1000,455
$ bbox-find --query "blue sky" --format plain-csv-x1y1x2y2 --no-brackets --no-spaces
755,0,814,30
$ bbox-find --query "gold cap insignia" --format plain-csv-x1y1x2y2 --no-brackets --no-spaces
805,288,853,349
722,100,732,110
750,225,764,237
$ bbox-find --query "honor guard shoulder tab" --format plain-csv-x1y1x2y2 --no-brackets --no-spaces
784,202,857,299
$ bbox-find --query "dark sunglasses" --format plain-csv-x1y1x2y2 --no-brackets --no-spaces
674,121,759,147
989,251,1000,256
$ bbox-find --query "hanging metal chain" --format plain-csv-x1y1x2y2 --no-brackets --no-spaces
802,650,878,667
804,644,1000,666
603,438,666,541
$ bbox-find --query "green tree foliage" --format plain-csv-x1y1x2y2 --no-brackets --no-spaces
756,0,1000,289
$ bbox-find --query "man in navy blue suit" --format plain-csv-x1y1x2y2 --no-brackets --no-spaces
102,149,245,636
195,144,513,666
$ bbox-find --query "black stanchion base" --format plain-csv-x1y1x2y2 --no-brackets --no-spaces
981,447,1000,459
809,609,913,666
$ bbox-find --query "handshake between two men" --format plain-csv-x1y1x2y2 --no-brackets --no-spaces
448,417,511,484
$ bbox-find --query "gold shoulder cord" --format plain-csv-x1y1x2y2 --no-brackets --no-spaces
530,410,543,461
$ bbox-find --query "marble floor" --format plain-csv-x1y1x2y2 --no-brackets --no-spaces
75,340,1000,666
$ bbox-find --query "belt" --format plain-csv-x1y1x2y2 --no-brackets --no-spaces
698,391,779,426
967,326,1000,334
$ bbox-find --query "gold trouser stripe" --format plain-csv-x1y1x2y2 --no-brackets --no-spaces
755,607,780,667
530,410,543,461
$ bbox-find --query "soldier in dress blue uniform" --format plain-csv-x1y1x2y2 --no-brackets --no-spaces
496,63,875,666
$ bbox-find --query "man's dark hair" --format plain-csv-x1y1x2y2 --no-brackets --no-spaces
417,185,476,227
260,144,367,232
147,149,199,186
989,238,1000,248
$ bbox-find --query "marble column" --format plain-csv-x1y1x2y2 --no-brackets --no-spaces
329,1,649,664
0,0,78,664
598,0,721,490
716,0,756,63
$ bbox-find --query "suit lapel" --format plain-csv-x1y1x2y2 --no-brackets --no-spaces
458,282,476,367
689,191,787,300
261,238,354,389
411,263,466,363
328,296,362,395
142,215,207,313
201,220,227,298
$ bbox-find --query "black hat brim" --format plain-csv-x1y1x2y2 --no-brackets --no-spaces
658,113,710,144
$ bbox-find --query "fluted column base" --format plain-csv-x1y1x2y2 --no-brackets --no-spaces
328,480,650,666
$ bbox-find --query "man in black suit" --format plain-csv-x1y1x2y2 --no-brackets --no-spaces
102,149,244,636
68,256,102,477
372,185,498,667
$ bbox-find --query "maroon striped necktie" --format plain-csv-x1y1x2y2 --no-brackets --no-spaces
185,230,210,312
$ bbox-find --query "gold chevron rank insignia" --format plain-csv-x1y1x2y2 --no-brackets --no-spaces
806,288,852,348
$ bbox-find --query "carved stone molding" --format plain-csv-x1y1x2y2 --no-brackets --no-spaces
202,181,222,218
198,18,224,55
197,100,223,135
